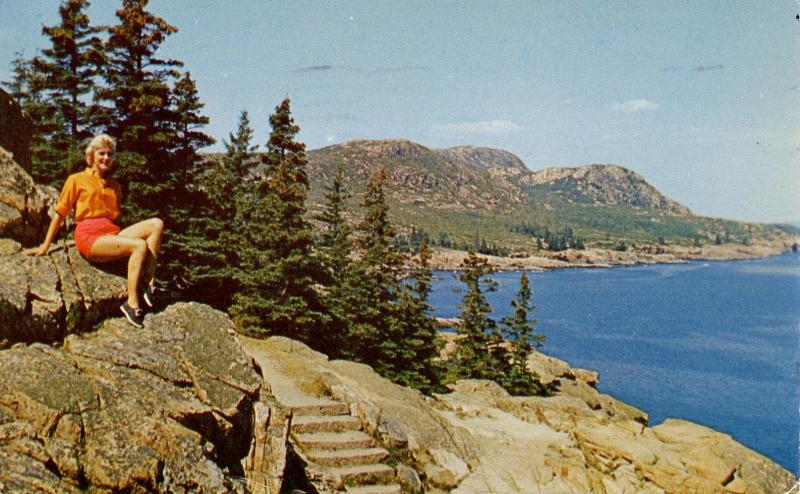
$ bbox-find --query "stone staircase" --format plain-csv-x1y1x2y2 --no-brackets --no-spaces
289,400,401,494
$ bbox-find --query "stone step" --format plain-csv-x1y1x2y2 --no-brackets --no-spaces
345,484,402,494
332,463,395,486
307,447,389,467
294,431,376,451
288,401,350,417
293,414,362,433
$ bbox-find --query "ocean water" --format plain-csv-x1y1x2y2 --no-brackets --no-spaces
429,253,800,474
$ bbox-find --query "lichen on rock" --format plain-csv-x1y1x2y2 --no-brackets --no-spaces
0,147,56,245
0,303,262,493
0,244,128,348
241,336,798,494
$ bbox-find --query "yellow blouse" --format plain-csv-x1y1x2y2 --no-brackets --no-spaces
54,168,122,222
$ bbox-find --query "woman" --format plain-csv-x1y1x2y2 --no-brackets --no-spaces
28,134,164,328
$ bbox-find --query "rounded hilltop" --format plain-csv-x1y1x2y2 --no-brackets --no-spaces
524,163,692,215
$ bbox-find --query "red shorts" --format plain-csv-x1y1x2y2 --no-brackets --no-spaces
75,218,121,257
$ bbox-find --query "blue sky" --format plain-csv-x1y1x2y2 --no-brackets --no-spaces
1,1,798,223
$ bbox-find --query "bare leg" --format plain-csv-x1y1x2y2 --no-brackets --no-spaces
118,218,164,287
87,235,149,309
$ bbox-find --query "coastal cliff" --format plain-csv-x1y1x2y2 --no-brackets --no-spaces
0,255,795,493
0,113,795,492
241,336,797,494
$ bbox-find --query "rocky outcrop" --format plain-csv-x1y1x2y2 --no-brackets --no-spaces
436,145,529,173
0,88,32,171
524,164,692,214
308,139,695,216
0,240,127,348
0,302,262,493
0,148,57,245
307,139,525,211
241,336,797,494
0,149,125,347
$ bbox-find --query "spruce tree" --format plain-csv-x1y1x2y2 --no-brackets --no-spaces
449,250,510,383
211,110,259,218
392,241,445,394
31,0,104,181
315,162,356,355
348,167,405,372
171,72,215,165
3,2,102,184
181,111,252,308
3,55,61,181
165,71,215,283
499,271,547,395
230,99,326,341
95,0,182,221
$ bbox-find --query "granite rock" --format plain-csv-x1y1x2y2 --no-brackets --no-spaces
241,336,798,494
0,303,261,493
0,246,127,348
0,147,56,245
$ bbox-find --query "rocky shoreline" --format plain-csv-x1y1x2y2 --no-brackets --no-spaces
0,217,795,492
1,102,796,492
241,335,798,493
427,240,793,271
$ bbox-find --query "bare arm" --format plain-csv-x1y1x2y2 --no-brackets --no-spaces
27,214,65,256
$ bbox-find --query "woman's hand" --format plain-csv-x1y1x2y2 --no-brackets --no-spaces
25,244,50,256
30,214,66,257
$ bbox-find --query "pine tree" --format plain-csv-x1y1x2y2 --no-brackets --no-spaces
230,99,326,341
392,241,446,393
499,271,546,395
223,110,259,179
32,0,104,181
95,0,182,221
448,250,510,382
213,110,258,221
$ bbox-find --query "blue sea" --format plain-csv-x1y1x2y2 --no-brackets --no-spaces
429,253,800,474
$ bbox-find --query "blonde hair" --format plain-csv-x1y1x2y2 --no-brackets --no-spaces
85,134,117,165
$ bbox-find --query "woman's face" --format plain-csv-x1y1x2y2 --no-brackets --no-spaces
92,146,114,174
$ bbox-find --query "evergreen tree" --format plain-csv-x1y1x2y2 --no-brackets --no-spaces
32,0,104,181
171,72,215,164
223,110,259,179
499,271,546,395
3,2,103,184
3,54,61,181
182,110,254,308
348,168,405,372
391,242,446,394
230,99,326,341
95,0,182,221
165,71,216,283
448,250,510,382
315,162,356,355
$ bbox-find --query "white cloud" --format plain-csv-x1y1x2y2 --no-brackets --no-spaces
611,99,660,113
432,120,523,135
325,134,336,143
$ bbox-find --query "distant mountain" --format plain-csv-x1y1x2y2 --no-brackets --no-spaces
522,164,691,215
284,138,788,248
437,145,528,173
306,140,688,215
306,139,524,211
